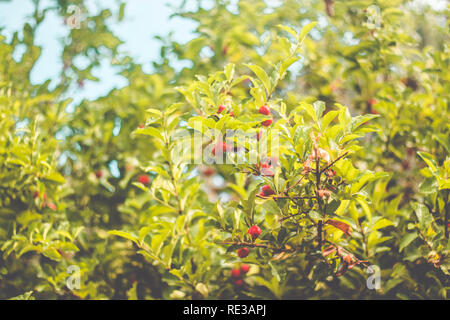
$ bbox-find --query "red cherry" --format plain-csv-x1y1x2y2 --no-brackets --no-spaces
259,185,275,197
240,264,250,274
237,247,249,258
95,170,103,178
325,169,336,177
138,174,150,186
256,130,263,141
217,105,226,114
234,279,243,286
260,162,274,176
248,225,262,240
203,167,215,177
47,203,57,211
261,119,273,127
231,268,241,278
258,105,271,116
212,141,232,156
222,45,228,55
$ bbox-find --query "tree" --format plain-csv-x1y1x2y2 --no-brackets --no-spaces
0,0,448,300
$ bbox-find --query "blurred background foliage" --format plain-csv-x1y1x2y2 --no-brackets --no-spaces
0,0,448,299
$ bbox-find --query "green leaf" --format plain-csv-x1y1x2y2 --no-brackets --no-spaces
44,171,66,184
145,108,163,117
417,152,438,174
108,230,139,245
412,203,433,230
372,218,394,231
135,126,165,142
399,232,418,252
224,63,235,81
298,21,317,45
245,64,272,94
277,25,297,38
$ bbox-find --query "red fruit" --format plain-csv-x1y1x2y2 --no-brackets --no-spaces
325,169,336,177
261,119,273,127
259,185,275,197
369,98,377,106
260,162,274,176
258,105,271,116
237,247,249,258
212,141,232,156
95,170,103,178
248,225,262,240
231,268,241,278
217,105,226,114
343,254,354,264
138,123,145,128
203,167,215,177
330,83,337,92
138,174,150,186
33,191,39,199
256,130,263,141
229,110,235,117
234,279,243,286
240,264,250,274
47,203,57,211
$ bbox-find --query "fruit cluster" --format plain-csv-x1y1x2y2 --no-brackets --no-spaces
230,264,250,286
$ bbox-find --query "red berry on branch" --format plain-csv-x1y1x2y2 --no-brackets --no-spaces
95,170,103,178
240,264,250,274
317,189,331,198
47,202,57,211
248,225,261,239
256,130,263,141
217,105,226,114
33,191,39,199
138,174,150,186
258,105,271,116
222,45,228,55
325,169,336,177
231,268,241,278
260,162,274,176
212,141,232,156
229,110,235,117
261,119,273,127
237,247,249,258
234,279,243,286
138,123,145,128
202,167,215,177
259,185,275,197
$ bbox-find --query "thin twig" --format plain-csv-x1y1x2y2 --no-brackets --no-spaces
319,151,349,174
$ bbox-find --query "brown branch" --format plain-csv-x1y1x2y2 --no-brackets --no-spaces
319,151,349,175
218,241,269,248
285,174,306,193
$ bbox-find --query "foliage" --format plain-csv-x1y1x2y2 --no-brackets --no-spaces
0,0,448,300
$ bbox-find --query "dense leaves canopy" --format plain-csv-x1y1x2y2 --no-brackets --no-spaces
0,0,448,300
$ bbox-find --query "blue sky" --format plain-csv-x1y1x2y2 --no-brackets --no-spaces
0,0,200,102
